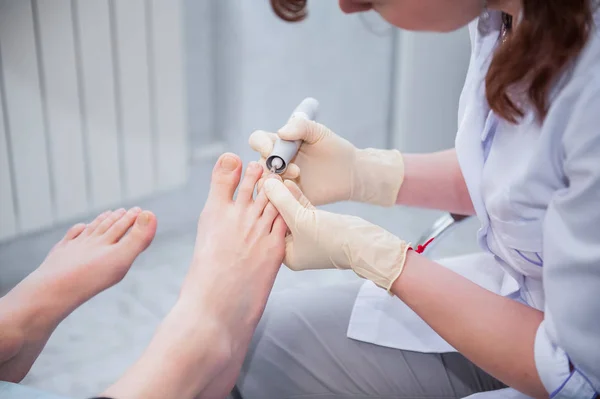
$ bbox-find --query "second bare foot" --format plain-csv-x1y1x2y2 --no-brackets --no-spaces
0,209,157,382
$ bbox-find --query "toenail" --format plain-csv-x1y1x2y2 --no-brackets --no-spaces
248,162,260,171
137,212,151,226
130,206,142,213
220,155,238,171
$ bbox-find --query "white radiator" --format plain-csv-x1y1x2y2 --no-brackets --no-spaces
0,0,188,242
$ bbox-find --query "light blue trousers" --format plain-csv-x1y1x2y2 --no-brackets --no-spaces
236,280,506,399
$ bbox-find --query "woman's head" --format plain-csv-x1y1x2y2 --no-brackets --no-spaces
272,0,485,31
271,0,597,123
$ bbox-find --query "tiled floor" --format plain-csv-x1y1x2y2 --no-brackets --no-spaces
1,159,481,399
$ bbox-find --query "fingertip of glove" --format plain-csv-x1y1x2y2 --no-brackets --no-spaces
263,178,279,192
283,163,301,180
249,130,273,151
248,130,261,145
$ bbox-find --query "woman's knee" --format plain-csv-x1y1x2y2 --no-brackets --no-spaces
237,281,363,398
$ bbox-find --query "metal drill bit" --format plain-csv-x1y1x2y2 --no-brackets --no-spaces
268,157,284,174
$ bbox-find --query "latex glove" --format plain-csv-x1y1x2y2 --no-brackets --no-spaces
249,117,404,207
263,178,410,291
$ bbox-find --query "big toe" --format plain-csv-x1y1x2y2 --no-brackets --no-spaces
206,153,242,207
117,211,157,262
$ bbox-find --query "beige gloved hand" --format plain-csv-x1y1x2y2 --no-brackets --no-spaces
249,117,404,207
263,178,411,291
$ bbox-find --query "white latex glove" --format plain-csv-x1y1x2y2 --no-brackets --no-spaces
263,178,410,291
249,117,404,207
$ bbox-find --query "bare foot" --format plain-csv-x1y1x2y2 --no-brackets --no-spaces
177,153,287,397
100,155,287,399
182,153,287,332
0,208,157,382
34,207,157,303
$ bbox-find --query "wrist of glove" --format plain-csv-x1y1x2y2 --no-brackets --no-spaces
351,148,405,207
263,178,410,291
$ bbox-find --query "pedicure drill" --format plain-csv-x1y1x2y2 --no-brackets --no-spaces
266,97,319,174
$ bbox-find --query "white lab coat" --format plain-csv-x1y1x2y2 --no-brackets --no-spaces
347,10,600,399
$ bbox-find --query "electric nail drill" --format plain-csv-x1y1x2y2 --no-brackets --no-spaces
266,97,319,174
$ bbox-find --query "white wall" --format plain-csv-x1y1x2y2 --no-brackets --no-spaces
391,27,471,153
183,0,216,150
0,0,188,242
208,1,395,165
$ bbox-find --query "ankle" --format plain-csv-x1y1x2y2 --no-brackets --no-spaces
0,320,24,365
108,300,234,398
171,297,238,360
0,273,75,338
0,294,28,382
104,337,231,399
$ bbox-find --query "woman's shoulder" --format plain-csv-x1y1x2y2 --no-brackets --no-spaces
547,54,600,169
560,7,600,95
543,23,600,171
549,12,600,125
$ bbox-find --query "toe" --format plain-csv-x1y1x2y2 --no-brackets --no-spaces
94,208,127,236
256,176,267,193
271,214,288,237
104,207,142,243
64,223,86,241
85,210,111,235
251,175,281,218
117,211,157,260
252,190,269,218
206,153,242,208
236,162,263,205
258,203,279,234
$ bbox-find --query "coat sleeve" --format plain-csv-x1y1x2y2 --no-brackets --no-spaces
537,78,600,398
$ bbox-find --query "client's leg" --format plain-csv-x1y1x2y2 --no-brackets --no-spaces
236,280,505,399
0,208,157,382
101,154,286,399
172,154,287,398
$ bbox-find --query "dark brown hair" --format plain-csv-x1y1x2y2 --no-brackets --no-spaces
270,0,307,22
272,0,597,123
486,0,595,123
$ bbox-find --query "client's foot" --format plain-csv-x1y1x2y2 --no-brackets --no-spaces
34,208,157,303
175,153,287,398
0,209,157,382
181,153,287,331
101,156,286,399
